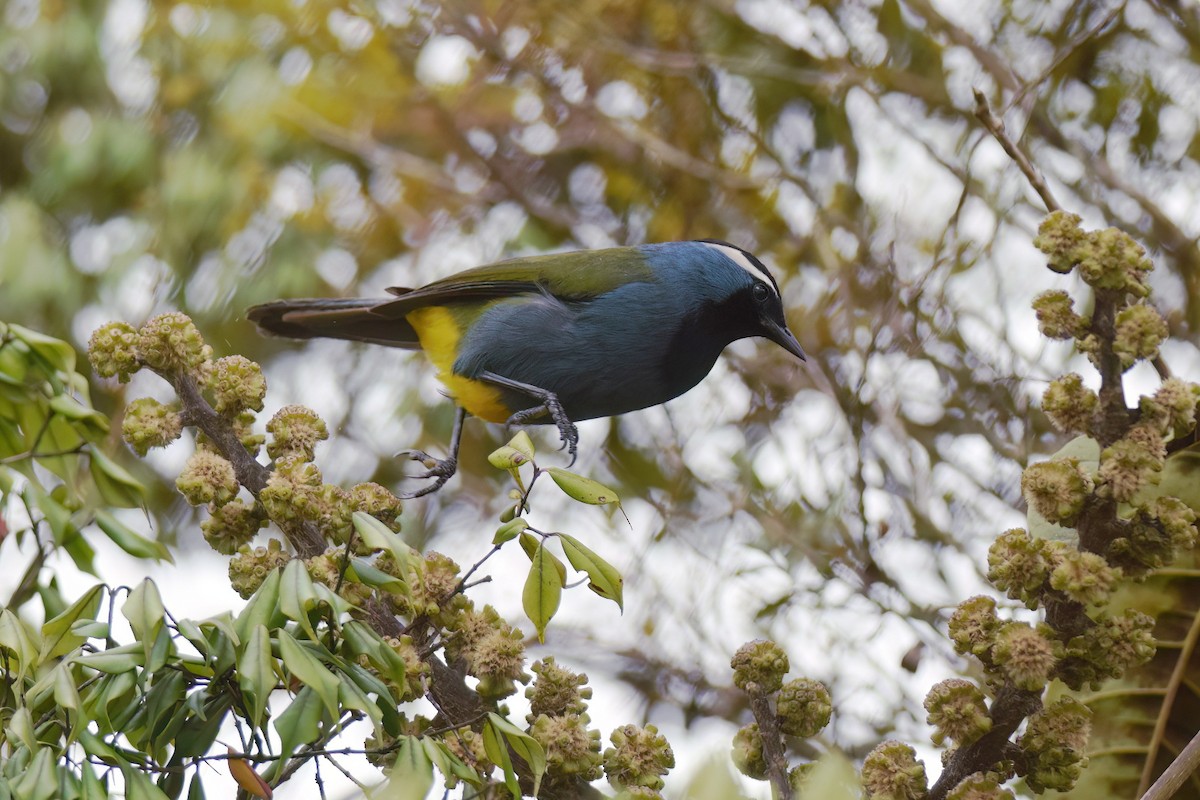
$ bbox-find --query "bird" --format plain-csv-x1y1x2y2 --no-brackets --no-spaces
248,239,806,496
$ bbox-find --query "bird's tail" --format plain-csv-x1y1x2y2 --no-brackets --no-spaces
247,298,421,348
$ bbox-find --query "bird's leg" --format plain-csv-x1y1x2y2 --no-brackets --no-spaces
478,370,579,466
398,406,467,498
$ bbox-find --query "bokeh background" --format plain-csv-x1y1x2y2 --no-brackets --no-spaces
3,0,1200,795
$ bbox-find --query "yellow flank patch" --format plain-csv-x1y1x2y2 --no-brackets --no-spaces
405,306,512,423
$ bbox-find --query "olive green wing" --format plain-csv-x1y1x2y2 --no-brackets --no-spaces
372,247,655,317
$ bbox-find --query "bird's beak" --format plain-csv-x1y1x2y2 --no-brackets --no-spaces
763,319,807,362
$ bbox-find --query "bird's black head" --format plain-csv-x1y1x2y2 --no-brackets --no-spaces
692,239,807,362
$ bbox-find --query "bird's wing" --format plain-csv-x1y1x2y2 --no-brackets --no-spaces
373,247,656,317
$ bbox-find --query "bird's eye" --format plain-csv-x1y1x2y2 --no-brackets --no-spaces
752,283,770,303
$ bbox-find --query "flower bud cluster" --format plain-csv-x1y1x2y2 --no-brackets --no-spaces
176,450,239,507
529,713,603,782
603,724,674,794
861,740,928,800
1040,373,1096,435
266,404,328,461
526,657,592,720
1017,699,1091,793
201,499,266,554
305,546,372,606
776,678,832,738
946,772,1015,800
1021,459,1092,526
88,322,141,382
1035,213,1152,297
228,539,292,598
731,639,789,694
136,312,213,375
207,355,266,416
728,640,832,784
1059,609,1156,690
122,397,183,455
924,679,991,747
443,603,530,700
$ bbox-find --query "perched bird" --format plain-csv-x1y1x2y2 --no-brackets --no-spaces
249,240,806,495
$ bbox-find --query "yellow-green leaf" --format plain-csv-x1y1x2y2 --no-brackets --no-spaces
94,510,172,562
487,712,546,796
40,583,103,660
545,467,620,506
523,543,562,643
276,628,340,720
558,533,624,611
487,444,531,470
88,448,145,508
237,625,276,729
493,517,528,545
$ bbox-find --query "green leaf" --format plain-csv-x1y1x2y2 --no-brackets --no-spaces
185,773,207,800
48,394,108,432
487,712,546,796
487,444,531,470
93,510,171,562
493,517,528,545
40,583,103,660
120,762,172,800
233,568,283,644
558,533,624,611
422,739,479,786
9,746,56,800
237,625,276,729
523,542,562,643
279,558,320,642
352,512,416,578
508,430,536,460
545,467,620,506
347,558,406,592
80,761,109,800
9,324,76,374
122,579,166,648
25,485,77,547
76,643,145,674
482,716,520,798
337,676,382,737
88,449,145,508
382,737,433,800
276,628,341,720
268,686,323,781
0,608,39,679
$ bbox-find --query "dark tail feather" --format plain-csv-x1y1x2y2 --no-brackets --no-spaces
247,298,421,349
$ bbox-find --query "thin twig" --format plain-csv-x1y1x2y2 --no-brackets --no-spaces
1137,608,1200,796
1140,727,1200,800
972,89,1062,214
1004,3,1125,113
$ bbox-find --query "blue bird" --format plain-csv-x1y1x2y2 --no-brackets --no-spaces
249,240,805,495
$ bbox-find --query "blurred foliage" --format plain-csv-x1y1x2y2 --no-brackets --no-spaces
3,0,1200,791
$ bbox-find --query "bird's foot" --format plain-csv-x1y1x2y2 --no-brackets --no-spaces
397,449,458,499
506,395,579,467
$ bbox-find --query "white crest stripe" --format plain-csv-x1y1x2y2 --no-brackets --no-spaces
699,242,779,296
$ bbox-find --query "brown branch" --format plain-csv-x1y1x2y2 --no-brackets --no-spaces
929,685,1044,800
164,368,327,559
749,689,793,800
972,89,1062,214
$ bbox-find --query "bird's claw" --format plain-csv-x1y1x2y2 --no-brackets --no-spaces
505,394,579,467
397,449,458,499
544,396,579,467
